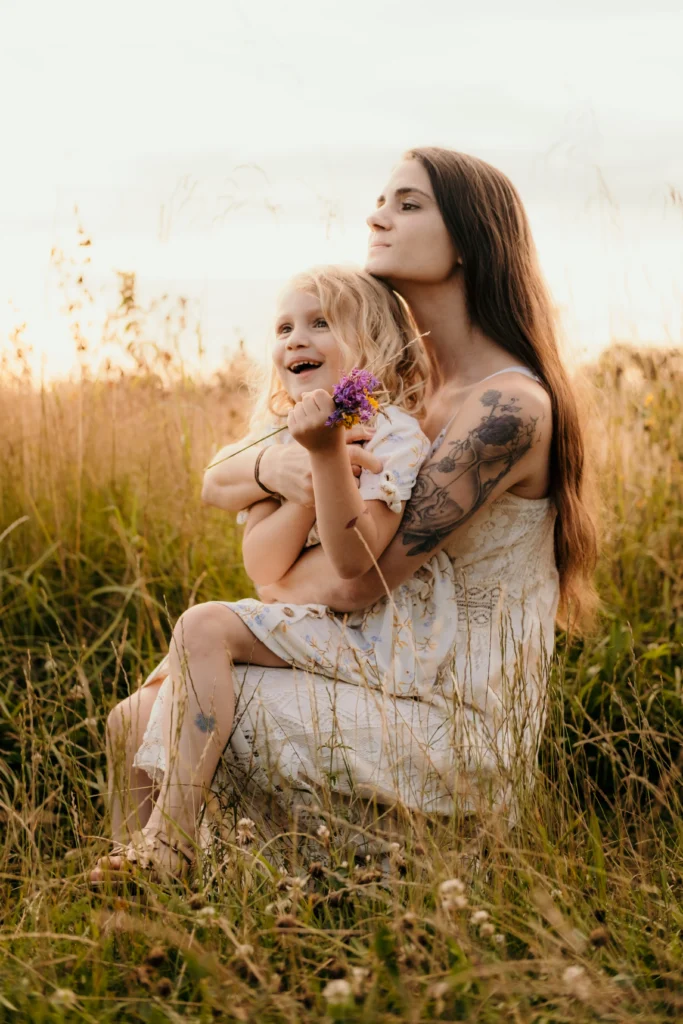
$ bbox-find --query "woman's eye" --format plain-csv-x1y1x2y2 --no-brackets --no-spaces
401,201,419,211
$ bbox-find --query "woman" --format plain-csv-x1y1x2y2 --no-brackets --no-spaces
95,147,597,879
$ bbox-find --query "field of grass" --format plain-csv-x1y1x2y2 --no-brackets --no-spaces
1,307,682,1022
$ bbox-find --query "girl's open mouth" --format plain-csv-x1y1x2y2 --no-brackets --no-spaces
288,360,323,376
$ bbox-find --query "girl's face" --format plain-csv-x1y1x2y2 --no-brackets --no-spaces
365,158,459,285
273,288,350,403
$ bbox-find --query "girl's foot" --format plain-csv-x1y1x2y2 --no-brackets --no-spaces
90,829,195,884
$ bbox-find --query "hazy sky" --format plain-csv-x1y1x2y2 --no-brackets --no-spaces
1,0,681,377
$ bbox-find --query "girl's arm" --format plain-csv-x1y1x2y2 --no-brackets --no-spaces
265,379,551,608
288,391,404,580
201,428,383,513
242,499,317,586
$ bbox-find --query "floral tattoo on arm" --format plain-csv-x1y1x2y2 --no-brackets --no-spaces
400,389,540,555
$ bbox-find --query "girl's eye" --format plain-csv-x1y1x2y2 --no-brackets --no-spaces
313,318,328,328
277,324,292,335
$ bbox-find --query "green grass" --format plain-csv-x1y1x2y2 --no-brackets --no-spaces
0,337,682,1022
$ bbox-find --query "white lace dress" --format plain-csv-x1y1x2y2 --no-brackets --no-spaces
134,376,560,823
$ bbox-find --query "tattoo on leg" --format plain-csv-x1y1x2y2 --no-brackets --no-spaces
400,389,540,555
194,712,216,734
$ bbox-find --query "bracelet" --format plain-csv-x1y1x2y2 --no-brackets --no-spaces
254,447,281,498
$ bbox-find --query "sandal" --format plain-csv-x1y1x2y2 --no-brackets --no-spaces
123,829,195,882
91,830,195,885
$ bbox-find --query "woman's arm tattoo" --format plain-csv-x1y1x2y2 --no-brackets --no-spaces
400,389,540,555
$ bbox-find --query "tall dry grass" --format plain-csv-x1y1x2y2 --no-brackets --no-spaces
0,263,682,1021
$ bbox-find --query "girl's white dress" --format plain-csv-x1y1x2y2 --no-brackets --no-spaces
134,373,560,824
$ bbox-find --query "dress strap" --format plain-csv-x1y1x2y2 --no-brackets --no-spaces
477,365,542,385
428,365,543,456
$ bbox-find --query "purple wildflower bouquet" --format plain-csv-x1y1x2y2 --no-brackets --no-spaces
205,368,384,471
325,368,381,428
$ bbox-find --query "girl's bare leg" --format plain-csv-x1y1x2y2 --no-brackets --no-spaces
141,603,286,871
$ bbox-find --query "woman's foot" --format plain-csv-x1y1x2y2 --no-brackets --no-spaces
90,828,195,884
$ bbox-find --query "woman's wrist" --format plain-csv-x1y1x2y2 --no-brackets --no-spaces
257,445,280,495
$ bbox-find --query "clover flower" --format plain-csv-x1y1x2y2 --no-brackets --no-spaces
236,817,256,845
325,368,382,428
322,978,353,1005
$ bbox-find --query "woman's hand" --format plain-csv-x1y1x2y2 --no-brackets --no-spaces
258,424,383,507
287,390,340,453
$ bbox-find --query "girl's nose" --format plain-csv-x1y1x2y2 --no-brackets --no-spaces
286,329,308,348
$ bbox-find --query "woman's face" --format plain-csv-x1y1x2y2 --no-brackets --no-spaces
365,158,459,286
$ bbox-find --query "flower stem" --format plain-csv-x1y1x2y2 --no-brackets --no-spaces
204,426,287,471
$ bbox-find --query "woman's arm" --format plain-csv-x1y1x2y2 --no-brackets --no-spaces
262,381,551,609
201,428,383,513
242,499,318,586
288,392,404,579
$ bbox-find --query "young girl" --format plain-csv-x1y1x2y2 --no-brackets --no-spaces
95,266,432,878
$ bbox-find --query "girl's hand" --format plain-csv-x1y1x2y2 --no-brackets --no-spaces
287,390,342,453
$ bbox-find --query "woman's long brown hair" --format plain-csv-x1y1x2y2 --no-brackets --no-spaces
408,146,599,629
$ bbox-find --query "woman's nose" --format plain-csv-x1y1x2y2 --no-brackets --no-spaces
366,206,390,232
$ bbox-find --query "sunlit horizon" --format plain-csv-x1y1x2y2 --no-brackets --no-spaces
1,0,681,380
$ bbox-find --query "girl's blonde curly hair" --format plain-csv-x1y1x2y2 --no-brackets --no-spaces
248,265,429,433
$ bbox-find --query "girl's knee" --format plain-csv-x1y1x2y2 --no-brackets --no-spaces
171,602,233,658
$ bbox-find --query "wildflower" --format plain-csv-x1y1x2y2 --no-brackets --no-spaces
156,978,173,998
438,877,467,911
470,910,489,925
562,964,591,1001
479,922,495,938
493,932,505,946
275,913,298,929
428,980,450,1015
50,989,78,1008
265,897,292,916
195,906,217,924
322,978,353,1006
350,966,370,996
236,817,256,845
144,945,167,967
316,823,330,843
438,877,465,896
285,874,308,896
234,943,254,958
325,368,382,428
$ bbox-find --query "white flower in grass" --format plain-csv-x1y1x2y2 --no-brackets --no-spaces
196,906,217,923
438,878,465,896
286,875,308,896
562,964,592,1001
50,989,78,1008
322,978,353,1005
234,943,254,958
438,878,468,911
236,817,256,845
493,932,505,946
470,910,489,925
316,823,330,843
350,966,370,996
479,922,495,938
